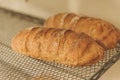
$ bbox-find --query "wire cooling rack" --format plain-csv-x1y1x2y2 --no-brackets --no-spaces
0,8,120,80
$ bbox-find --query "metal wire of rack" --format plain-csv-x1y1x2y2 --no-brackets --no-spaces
0,8,120,80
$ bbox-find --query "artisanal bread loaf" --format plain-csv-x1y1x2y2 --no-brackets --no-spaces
11,27,104,66
44,13,120,50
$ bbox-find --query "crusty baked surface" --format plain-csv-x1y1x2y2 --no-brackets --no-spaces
44,13,120,50
11,27,104,66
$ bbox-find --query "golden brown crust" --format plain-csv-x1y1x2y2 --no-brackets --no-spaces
44,13,120,50
11,27,104,66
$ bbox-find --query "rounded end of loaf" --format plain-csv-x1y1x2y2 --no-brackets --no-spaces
95,23,120,50
75,33,104,66
58,32,104,66
73,16,120,50
81,42,104,66
11,28,31,56
44,13,78,29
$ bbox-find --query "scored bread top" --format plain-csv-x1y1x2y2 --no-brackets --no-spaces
11,27,104,66
44,13,120,50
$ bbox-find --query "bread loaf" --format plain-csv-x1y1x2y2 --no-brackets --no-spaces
44,13,120,50
11,27,104,66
